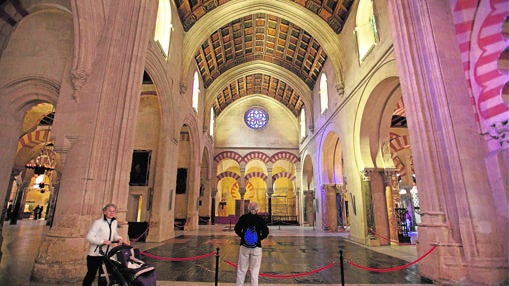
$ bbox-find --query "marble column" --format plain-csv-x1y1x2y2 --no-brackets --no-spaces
361,169,378,246
383,168,399,244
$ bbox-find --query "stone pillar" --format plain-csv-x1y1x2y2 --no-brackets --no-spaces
323,184,338,232
266,188,274,224
361,168,378,246
387,1,507,284
0,108,24,263
0,170,19,261
31,1,156,283
371,170,390,246
211,188,217,225
383,168,399,244
294,163,303,224
304,190,315,226
148,135,177,242
266,167,274,223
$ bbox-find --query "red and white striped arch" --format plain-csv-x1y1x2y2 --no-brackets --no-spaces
451,0,508,130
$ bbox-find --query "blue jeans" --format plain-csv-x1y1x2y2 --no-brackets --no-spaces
236,245,262,286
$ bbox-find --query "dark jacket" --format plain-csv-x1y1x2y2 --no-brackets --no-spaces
234,212,269,248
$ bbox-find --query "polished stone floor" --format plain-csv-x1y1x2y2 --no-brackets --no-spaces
0,220,432,285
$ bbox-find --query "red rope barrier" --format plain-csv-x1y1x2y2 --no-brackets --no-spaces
347,245,438,272
224,259,335,278
130,222,153,243
368,228,414,246
140,250,217,261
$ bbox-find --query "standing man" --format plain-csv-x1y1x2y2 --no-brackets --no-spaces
82,203,124,286
234,202,269,286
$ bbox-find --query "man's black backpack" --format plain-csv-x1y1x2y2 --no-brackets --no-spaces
243,226,258,248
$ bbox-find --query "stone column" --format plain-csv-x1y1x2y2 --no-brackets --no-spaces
148,135,178,242
304,190,315,226
323,184,338,232
0,109,24,261
267,167,274,223
0,170,19,261
266,188,274,224
294,162,303,224
388,1,507,284
383,168,399,244
238,186,246,215
211,188,217,225
31,1,156,283
361,168,378,246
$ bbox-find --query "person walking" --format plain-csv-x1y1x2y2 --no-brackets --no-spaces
234,202,269,286
82,203,124,286
33,205,40,220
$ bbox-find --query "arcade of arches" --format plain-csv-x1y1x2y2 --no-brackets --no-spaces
0,1,507,285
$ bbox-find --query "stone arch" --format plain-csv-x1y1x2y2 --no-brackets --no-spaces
1,77,60,118
353,59,400,170
270,151,300,164
243,151,271,164
320,131,344,185
302,154,314,191
214,151,243,164
144,44,177,140
301,153,315,226
215,158,241,216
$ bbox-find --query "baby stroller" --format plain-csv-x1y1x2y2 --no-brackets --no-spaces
98,244,156,286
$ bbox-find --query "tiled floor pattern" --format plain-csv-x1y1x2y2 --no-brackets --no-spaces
0,220,432,285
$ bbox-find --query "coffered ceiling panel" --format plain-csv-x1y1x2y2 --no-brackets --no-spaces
213,74,304,116
175,0,354,34
194,14,327,90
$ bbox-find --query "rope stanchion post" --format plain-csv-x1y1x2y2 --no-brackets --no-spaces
340,249,345,286
215,248,220,286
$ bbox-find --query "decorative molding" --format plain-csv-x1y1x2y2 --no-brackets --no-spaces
71,69,88,102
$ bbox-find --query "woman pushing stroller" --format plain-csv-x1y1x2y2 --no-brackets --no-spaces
83,203,124,286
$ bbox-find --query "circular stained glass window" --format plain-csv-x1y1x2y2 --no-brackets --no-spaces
244,107,268,129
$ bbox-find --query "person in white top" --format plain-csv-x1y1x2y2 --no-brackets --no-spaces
82,203,124,286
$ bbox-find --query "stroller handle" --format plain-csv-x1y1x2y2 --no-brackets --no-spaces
95,241,123,255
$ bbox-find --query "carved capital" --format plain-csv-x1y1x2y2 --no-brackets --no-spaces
488,120,509,150
383,168,397,183
179,83,188,95
336,82,344,97
361,168,377,181
303,189,315,199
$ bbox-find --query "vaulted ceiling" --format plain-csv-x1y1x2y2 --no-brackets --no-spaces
174,0,355,116
0,0,356,118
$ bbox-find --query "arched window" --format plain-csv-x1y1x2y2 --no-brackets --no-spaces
209,106,215,136
154,0,172,58
320,73,328,114
192,71,200,111
355,0,378,63
300,108,306,139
